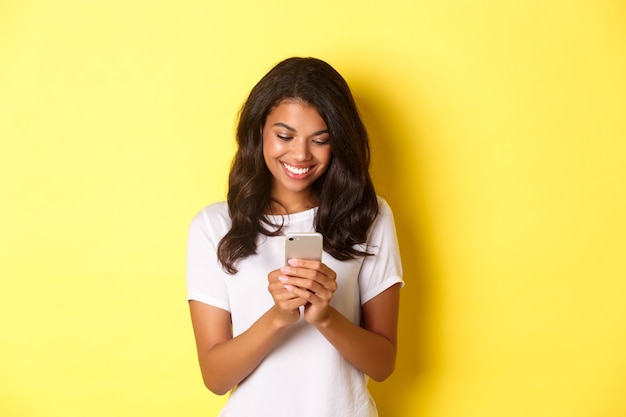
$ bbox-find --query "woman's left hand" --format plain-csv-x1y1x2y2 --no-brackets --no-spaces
278,259,337,325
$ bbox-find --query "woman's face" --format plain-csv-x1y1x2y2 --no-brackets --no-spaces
262,100,332,210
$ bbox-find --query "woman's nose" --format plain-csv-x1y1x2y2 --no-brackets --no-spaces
291,138,311,161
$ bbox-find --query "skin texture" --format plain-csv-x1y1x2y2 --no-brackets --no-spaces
189,100,401,395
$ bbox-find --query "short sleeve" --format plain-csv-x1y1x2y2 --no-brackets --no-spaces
185,206,231,311
359,198,404,304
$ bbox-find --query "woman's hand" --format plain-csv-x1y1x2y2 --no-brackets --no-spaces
267,267,308,327
277,259,338,325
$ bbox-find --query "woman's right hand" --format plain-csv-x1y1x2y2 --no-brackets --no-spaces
190,270,309,395
267,267,307,327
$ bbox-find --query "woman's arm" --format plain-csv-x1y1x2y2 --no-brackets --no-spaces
189,301,282,395
313,283,401,381
279,259,401,381
189,272,307,395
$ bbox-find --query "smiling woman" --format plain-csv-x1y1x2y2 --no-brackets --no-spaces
3,2,625,416
186,57,404,417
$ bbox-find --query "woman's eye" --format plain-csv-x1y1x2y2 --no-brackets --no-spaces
277,134,292,141
314,138,330,145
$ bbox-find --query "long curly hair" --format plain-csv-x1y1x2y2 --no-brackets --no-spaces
217,57,379,274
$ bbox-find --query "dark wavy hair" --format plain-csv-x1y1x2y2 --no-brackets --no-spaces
217,57,379,274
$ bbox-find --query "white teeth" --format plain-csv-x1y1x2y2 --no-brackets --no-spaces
283,163,310,175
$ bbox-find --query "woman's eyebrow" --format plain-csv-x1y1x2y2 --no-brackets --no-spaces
272,122,296,132
272,122,329,136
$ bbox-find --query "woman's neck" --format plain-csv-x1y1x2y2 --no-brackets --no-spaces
267,194,317,215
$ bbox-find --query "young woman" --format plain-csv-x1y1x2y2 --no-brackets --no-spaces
186,57,403,417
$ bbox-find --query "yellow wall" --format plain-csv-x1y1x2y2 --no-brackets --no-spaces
1,1,625,416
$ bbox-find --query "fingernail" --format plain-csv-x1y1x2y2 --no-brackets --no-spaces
280,266,290,273
288,259,298,266
278,276,288,283
284,284,294,291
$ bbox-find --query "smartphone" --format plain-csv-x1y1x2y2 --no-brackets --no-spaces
285,232,323,264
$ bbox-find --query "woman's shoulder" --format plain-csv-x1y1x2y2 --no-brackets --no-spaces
376,195,393,215
372,196,398,232
203,201,229,216
189,201,231,234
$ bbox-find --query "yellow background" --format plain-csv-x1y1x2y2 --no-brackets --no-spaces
1,1,625,416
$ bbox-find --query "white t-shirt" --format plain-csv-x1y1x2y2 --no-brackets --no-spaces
186,197,403,417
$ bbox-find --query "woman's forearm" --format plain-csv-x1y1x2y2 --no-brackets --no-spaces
313,307,396,381
312,284,401,381
192,304,290,395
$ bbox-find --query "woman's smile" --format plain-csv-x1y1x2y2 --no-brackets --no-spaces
281,161,313,176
